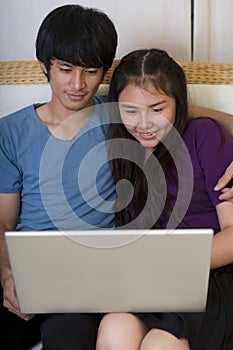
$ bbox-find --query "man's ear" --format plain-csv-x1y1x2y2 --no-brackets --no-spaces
39,61,47,75
39,61,49,81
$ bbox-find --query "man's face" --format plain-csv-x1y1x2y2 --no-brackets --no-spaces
42,59,103,114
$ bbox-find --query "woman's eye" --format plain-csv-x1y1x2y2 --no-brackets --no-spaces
125,110,138,116
122,107,138,114
152,108,163,113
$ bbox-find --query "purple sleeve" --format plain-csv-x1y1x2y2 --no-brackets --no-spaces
194,119,233,206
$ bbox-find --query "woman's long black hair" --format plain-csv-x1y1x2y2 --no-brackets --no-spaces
108,48,190,229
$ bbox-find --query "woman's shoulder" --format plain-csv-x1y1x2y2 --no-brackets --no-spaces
187,116,222,130
182,117,233,154
184,117,229,140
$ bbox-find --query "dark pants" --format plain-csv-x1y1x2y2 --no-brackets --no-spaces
40,313,103,350
1,285,102,350
0,286,42,350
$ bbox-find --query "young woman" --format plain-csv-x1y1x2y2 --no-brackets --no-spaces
96,49,233,350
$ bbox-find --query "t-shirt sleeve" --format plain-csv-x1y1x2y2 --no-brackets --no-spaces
196,119,233,206
0,127,22,193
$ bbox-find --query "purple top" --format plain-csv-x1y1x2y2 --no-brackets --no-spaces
166,118,233,234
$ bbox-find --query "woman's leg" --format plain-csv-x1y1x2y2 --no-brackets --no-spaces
96,312,148,350
141,329,190,350
40,313,102,350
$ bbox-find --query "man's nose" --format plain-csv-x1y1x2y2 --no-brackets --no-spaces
69,71,85,89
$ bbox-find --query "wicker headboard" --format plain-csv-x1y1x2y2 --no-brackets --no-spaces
1,59,233,85
1,59,233,127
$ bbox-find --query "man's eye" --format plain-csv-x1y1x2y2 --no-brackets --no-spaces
85,69,98,74
60,68,72,72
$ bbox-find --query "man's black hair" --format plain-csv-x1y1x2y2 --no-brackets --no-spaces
36,4,117,79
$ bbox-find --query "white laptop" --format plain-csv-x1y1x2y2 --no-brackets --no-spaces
5,229,213,314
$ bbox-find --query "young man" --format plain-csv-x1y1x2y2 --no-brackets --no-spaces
0,4,232,350
0,4,117,349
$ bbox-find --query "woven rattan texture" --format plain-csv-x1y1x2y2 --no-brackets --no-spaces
1,60,233,85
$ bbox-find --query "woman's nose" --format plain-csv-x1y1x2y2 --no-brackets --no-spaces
137,110,152,129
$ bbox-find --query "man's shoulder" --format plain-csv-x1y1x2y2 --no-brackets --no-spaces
1,104,34,118
0,104,40,126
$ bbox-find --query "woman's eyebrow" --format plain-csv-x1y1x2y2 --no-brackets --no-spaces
120,100,167,109
148,100,167,108
120,104,138,109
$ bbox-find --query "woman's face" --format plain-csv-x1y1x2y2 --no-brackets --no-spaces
118,82,176,151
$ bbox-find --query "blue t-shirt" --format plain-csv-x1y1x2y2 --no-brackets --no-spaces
0,95,116,231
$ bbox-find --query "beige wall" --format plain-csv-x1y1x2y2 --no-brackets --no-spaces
1,1,232,63
193,0,233,63
0,0,191,61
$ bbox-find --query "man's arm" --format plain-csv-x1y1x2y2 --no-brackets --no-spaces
189,105,233,137
0,192,33,320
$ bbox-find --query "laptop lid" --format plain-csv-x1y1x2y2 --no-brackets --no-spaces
5,229,213,313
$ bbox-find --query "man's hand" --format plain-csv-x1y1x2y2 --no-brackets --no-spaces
214,161,233,202
0,193,34,320
1,269,35,321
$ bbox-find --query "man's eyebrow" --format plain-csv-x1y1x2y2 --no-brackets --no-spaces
57,61,73,67
56,61,102,69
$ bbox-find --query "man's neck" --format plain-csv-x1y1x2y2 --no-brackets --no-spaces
36,100,94,140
